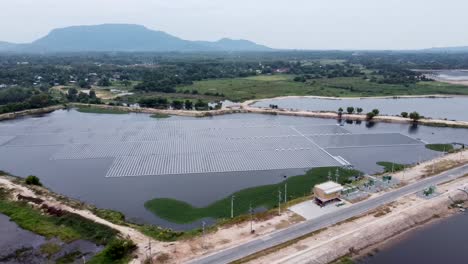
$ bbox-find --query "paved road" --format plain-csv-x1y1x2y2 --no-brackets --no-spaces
189,164,468,264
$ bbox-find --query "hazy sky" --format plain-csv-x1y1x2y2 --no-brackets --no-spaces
2,0,468,50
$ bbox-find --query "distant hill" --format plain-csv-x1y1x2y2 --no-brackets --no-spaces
0,24,273,53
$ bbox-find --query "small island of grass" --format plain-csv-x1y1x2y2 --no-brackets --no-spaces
76,106,129,115
425,144,454,153
377,161,407,173
150,113,171,119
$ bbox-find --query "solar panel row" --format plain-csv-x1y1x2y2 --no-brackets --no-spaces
106,148,340,177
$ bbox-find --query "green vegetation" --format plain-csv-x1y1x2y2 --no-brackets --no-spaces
76,106,129,114
88,239,136,264
377,162,407,173
333,257,355,264
409,111,421,121
25,175,42,186
91,207,185,241
40,242,62,258
426,144,454,152
0,190,117,244
150,113,170,119
145,167,359,223
56,251,83,264
177,75,468,102
0,188,136,263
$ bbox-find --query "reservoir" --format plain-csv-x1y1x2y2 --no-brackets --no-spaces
0,110,466,229
359,213,468,264
253,96,468,121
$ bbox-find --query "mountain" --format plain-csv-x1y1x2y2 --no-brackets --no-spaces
195,38,272,51
0,24,272,53
0,41,19,52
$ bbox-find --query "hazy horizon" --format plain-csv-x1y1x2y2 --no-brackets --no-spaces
2,0,468,50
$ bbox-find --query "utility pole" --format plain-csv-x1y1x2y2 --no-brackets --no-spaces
284,182,287,203
231,195,235,218
249,203,254,233
202,221,206,248
278,189,282,215
335,168,340,183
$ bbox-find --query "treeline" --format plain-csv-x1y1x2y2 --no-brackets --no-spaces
0,88,56,114
138,97,212,110
292,62,363,82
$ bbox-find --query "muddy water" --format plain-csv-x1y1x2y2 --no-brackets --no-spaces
0,213,102,263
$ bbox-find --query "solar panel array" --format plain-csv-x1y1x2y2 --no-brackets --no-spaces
2,112,424,177
310,133,423,149
106,149,340,177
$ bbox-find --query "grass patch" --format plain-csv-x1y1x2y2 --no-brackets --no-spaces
376,161,407,173
40,242,62,258
150,113,170,119
56,251,82,264
91,207,185,241
0,193,117,245
177,75,468,102
76,106,129,115
145,167,359,223
426,144,454,152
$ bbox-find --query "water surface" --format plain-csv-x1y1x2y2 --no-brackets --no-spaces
0,110,465,229
253,97,468,121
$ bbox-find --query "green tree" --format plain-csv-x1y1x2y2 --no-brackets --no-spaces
67,88,78,101
372,109,380,115
356,107,363,114
25,175,42,186
346,107,355,114
409,111,420,122
171,100,184,110
366,112,376,120
401,112,408,118
98,77,111,87
89,90,97,99
184,100,193,110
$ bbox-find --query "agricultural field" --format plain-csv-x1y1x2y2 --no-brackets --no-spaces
177,75,468,102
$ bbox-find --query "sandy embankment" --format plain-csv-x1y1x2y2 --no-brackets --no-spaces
0,105,65,121
241,96,468,128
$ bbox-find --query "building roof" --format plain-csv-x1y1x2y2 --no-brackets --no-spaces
315,181,343,194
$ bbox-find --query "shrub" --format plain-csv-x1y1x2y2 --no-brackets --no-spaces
25,175,42,186
401,112,408,118
366,112,376,120
104,239,137,261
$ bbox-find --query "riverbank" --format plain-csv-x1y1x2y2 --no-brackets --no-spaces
240,97,468,128
2,99,468,129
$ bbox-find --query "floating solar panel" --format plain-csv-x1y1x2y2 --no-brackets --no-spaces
106,148,341,177
0,136,15,146
309,133,423,148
